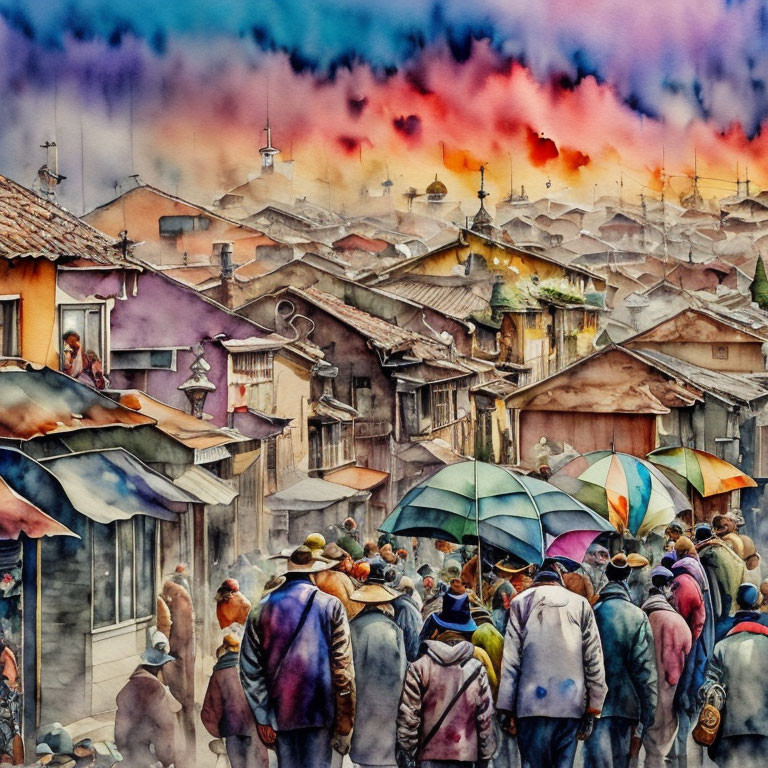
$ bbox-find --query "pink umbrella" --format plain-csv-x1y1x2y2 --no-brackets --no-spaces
546,530,603,563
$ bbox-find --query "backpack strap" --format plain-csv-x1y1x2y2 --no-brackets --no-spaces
272,589,317,681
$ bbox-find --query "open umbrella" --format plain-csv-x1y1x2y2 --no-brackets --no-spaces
550,451,687,537
379,460,611,565
546,530,604,562
646,446,757,497
0,476,77,539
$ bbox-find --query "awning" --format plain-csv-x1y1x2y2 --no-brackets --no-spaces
397,439,466,466
173,466,238,506
222,334,288,353
309,396,358,423
40,448,200,523
232,409,291,440
194,445,232,465
265,477,361,512
324,466,389,491
0,476,77,539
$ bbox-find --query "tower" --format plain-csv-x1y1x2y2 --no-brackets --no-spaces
470,165,493,236
259,119,280,175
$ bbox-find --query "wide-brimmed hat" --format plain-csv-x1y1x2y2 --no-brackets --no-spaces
606,553,631,581
320,542,348,562
350,581,399,603
141,628,175,667
650,565,674,584
417,563,438,579
494,557,532,575
627,553,650,569
285,545,334,574
434,592,477,633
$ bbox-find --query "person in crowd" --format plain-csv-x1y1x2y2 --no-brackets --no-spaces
626,553,651,607
641,566,692,768
497,560,607,768
362,541,379,561
201,633,267,768
391,575,423,662
712,513,746,558
337,517,364,560
348,564,407,768
168,562,193,600
700,592,768,767
664,522,685,551
487,559,518,633
240,546,355,768
583,553,657,768
580,542,610,594
715,582,768,641
215,578,252,630
114,629,183,768
396,600,497,768
695,523,746,625
314,541,363,619
304,532,327,558
159,565,196,767
418,564,448,619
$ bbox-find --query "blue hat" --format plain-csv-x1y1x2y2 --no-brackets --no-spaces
651,566,674,582
737,582,760,610
694,524,713,543
660,552,677,569
433,593,477,633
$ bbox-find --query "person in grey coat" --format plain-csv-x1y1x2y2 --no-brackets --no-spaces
497,563,607,768
348,573,407,768
701,585,768,768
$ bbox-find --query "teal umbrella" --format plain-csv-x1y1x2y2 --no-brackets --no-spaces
379,460,611,565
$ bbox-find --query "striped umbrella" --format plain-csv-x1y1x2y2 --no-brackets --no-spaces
550,451,688,537
646,446,757,497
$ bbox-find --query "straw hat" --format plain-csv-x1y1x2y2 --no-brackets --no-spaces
350,560,399,603
627,553,650,568
320,542,348,562
285,545,334,574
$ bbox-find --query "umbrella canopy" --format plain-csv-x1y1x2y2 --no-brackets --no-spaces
646,446,757,497
0,476,77,539
546,530,603,562
379,460,611,565
551,451,686,537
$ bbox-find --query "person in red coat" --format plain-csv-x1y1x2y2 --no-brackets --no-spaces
202,635,267,768
215,579,252,630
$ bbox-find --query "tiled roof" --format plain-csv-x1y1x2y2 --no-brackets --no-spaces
381,275,491,319
0,174,126,263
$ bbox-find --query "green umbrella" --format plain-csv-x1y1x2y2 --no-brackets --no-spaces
379,460,611,565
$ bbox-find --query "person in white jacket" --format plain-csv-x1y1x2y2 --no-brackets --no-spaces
496,564,607,768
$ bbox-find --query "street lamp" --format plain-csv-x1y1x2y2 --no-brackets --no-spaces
178,341,216,419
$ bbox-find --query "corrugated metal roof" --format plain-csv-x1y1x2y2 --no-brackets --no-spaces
265,477,360,511
381,276,491,319
173,465,238,505
0,365,154,440
0,174,129,263
117,390,251,450
39,448,199,523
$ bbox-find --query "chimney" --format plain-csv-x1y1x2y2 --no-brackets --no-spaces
212,242,235,279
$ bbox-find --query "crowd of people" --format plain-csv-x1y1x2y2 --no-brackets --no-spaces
108,511,768,768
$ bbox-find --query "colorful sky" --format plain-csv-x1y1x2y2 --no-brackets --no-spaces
3,0,768,213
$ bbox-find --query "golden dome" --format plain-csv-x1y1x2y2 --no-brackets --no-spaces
426,174,448,199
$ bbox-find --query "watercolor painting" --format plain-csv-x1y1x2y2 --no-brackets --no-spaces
0,1,766,767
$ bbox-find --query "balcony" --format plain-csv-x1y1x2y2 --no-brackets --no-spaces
354,420,392,439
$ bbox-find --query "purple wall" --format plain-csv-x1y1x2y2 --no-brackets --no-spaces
58,269,275,429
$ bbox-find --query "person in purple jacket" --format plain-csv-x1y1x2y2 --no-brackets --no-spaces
240,545,356,768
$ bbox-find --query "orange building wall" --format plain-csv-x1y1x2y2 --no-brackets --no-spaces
0,258,59,367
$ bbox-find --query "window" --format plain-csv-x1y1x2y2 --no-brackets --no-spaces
92,517,156,629
158,215,211,237
60,303,105,362
0,297,19,356
232,351,273,382
431,381,459,428
111,348,177,371
712,344,729,360
309,421,354,470
353,376,373,416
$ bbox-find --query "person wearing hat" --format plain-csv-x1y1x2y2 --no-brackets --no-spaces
391,575,423,662
240,545,356,768
626,553,651,607
700,588,768,768
216,578,252,630
497,560,607,768
304,532,327,556
487,559,520,633
202,634,267,768
347,565,406,768
336,518,364,561
114,629,183,768
583,554,657,768
314,542,363,619
158,570,196,768
581,542,610,595
418,564,448,620
397,592,497,768
641,567,693,768
713,512,747,558
714,582,768,642
696,523,747,626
